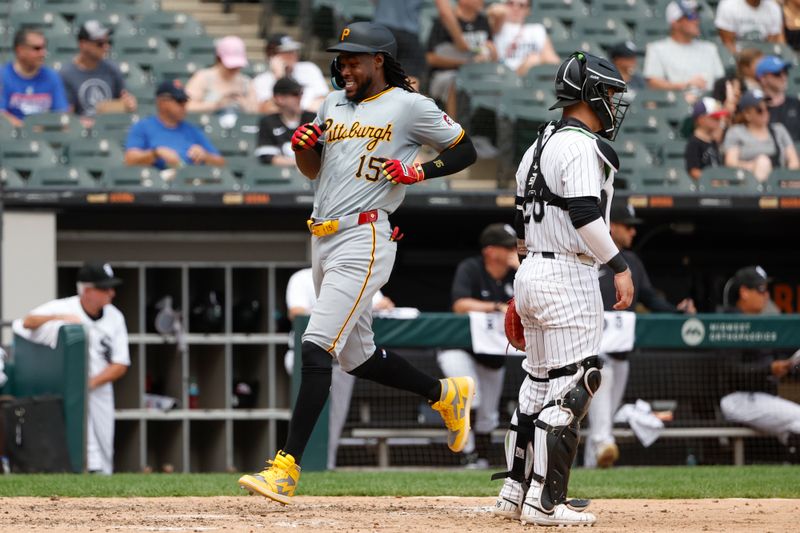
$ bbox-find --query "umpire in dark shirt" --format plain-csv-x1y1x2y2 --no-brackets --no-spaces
438,223,519,467
255,77,316,166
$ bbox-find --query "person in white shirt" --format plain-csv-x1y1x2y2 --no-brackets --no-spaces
22,262,130,474
284,267,393,469
252,34,329,114
715,0,784,54
486,0,559,76
643,0,725,94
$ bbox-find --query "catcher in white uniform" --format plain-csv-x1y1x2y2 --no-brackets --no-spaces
22,262,129,474
491,51,634,526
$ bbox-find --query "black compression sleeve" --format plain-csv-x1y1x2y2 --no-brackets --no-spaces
420,134,477,179
607,253,629,274
567,196,602,229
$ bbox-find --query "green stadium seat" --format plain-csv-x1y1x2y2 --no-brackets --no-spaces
634,18,670,43
174,35,217,59
100,166,168,190
213,137,253,158
616,139,656,181
659,139,689,166
536,16,570,42
618,112,677,152
223,155,255,179
48,53,76,72
91,113,141,144
170,166,240,191
117,61,150,89
456,62,516,85
570,17,633,49
28,166,96,188
522,64,560,88
47,34,78,57
0,113,21,139
140,12,205,44
765,168,800,195
736,41,797,64
36,0,98,19
591,0,653,30
72,12,139,38
531,0,589,25
110,35,175,70
550,39,605,61
696,166,762,195
0,140,60,179
96,0,161,19
627,166,697,193
242,164,312,191
1,167,27,189
149,59,203,86
63,137,125,178
9,12,71,37
20,112,85,148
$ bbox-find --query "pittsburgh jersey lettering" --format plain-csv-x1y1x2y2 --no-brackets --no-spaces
324,119,393,151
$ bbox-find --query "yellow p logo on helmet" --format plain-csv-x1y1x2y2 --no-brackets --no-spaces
340,28,350,41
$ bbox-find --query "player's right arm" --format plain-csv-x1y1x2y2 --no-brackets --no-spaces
22,313,82,329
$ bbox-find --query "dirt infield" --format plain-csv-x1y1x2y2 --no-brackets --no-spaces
0,496,796,532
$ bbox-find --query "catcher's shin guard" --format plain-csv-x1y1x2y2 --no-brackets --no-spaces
492,409,536,485
534,356,603,512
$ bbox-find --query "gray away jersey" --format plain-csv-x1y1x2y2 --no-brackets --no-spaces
515,124,616,256
312,87,464,219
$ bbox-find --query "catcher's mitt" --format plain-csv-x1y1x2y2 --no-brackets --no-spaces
504,297,525,351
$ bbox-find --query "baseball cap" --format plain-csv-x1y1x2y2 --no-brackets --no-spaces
610,201,643,225
268,33,302,53
665,0,699,24
609,40,641,60
479,223,517,248
155,79,189,102
273,76,303,95
731,266,770,291
692,96,729,120
215,35,248,69
77,20,111,42
77,261,122,289
737,89,770,111
755,55,791,79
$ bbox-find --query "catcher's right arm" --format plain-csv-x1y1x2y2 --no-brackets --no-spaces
504,297,525,351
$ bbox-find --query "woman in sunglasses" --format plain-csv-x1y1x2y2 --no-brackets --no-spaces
722,89,799,181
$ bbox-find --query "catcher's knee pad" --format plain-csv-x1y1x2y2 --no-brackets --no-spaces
301,341,333,376
548,356,603,422
491,408,538,484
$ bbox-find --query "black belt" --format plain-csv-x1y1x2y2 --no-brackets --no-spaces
530,251,595,267
541,252,555,259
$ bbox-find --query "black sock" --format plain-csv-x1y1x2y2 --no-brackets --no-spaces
349,347,441,402
475,432,492,460
283,341,333,462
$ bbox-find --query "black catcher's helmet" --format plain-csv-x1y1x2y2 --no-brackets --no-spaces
549,51,629,140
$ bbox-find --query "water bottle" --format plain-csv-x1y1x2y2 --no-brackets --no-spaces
1,455,10,474
189,379,199,409
686,449,698,466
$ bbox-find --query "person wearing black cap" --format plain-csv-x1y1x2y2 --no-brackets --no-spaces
123,80,224,169
438,223,519,468
254,77,316,166
608,41,645,92
719,265,800,455
21,262,130,474
584,200,696,468
60,20,136,123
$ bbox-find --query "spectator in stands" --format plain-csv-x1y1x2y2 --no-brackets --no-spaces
485,0,559,76
783,0,800,51
253,34,329,114
643,0,724,97
685,97,730,179
756,56,800,140
722,89,799,182
1,28,68,127
60,21,137,127
124,80,225,170
255,77,315,166
284,267,394,469
720,265,800,452
715,0,784,54
185,36,257,114
712,48,763,115
426,0,497,117
374,0,471,89
584,202,696,468
21,261,130,474
437,223,519,468
609,41,645,94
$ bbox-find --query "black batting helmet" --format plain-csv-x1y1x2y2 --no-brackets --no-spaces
550,51,629,140
327,22,397,58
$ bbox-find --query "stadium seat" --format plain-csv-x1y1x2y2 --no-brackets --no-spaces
659,139,690,166
696,167,762,194
591,0,653,31
765,168,800,195
96,0,161,19
536,16,570,42
618,112,677,153
242,164,311,191
117,61,150,90
1,167,27,189
0,140,60,180
634,17,671,43
91,113,141,144
530,0,589,25
570,17,633,50
149,59,203,86
9,12,71,37
626,166,697,193
111,35,175,70
550,39,605,61
213,137,253,158
20,112,85,148
522,64,560,88
174,35,217,59
72,12,139,38
615,139,656,181
170,166,240,191
28,166,96,188
100,166,168,190
47,34,78,57
223,155,254,179
36,0,97,19
63,137,125,178
140,12,205,44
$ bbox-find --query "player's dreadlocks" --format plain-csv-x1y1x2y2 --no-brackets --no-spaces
383,54,416,93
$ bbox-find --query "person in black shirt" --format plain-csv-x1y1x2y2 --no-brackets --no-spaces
255,77,316,166
756,55,800,141
685,97,729,180
584,201,696,468
719,266,800,451
437,223,518,467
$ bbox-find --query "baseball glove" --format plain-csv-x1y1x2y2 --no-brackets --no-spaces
504,297,525,351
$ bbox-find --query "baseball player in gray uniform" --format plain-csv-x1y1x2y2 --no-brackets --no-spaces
490,52,634,526
239,21,478,505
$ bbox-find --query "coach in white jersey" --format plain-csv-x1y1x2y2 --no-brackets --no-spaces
23,262,129,474
239,22,479,505
491,52,634,527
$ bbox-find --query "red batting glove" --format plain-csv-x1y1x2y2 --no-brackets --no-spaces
291,122,325,152
381,159,425,185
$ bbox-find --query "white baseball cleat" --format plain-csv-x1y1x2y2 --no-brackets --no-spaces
520,500,597,527
492,480,524,519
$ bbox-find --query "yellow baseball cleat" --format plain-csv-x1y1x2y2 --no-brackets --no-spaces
238,450,301,505
431,376,475,453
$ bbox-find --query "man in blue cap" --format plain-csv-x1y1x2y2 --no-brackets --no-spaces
124,80,225,169
756,55,800,140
